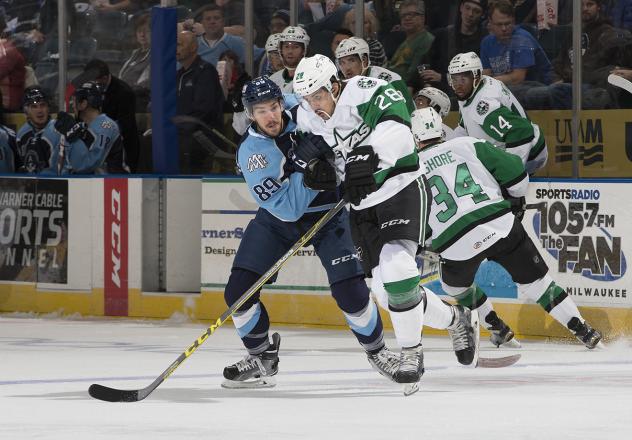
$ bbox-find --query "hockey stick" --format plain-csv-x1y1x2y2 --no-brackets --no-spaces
191,130,235,160
171,115,238,150
608,73,632,94
88,198,348,402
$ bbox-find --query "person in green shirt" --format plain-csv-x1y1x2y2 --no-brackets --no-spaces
387,0,435,83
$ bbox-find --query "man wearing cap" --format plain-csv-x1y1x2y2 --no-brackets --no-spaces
410,0,487,95
386,0,434,84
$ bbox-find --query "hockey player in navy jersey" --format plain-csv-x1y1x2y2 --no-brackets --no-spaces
54,82,128,174
221,76,396,389
16,87,61,174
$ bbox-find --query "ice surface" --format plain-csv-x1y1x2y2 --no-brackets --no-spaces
1,315,631,439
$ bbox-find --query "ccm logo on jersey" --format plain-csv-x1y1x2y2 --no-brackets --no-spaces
346,154,371,163
381,219,411,229
331,253,360,265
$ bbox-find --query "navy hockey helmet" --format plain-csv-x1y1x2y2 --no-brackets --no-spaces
22,86,49,108
242,76,284,117
73,81,105,110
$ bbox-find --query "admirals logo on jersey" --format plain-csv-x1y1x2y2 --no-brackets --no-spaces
377,72,392,82
101,120,114,129
476,100,490,116
357,78,377,89
247,154,268,172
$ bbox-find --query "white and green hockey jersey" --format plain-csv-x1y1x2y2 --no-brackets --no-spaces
365,66,414,112
269,68,295,93
419,135,529,261
456,76,547,174
295,75,421,209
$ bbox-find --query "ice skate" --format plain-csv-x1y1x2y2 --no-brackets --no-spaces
567,318,603,349
222,333,281,389
485,311,521,348
367,346,399,382
447,305,480,366
392,344,424,396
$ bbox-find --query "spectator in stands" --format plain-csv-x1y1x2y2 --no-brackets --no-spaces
330,28,354,58
0,12,26,112
609,0,632,30
80,59,140,172
196,4,246,67
270,9,290,35
387,0,435,84
547,0,632,109
0,122,17,173
119,13,151,112
54,81,128,174
176,30,224,174
216,0,267,47
480,0,553,103
16,86,60,174
341,5,387,66
219,49,250,115
410,0,487,95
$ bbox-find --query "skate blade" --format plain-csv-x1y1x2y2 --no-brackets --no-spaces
221,376,277,389
403,382,420,396
593,340,607,350
467,309,480,368
500,337,522,349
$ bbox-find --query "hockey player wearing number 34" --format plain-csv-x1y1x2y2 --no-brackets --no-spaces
411,107,603,350
292,54,479,395
221,76,402,389
449,52,547,175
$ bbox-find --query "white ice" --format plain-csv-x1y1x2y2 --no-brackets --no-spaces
1,314,631,440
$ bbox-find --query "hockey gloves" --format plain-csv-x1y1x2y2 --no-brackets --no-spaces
55,112,85,143
303,158,338,191
292,133,333,169
508,196,526,220
344,146,379,205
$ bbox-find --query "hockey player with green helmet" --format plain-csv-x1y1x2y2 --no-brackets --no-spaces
448,52,547,175
411,107,602,350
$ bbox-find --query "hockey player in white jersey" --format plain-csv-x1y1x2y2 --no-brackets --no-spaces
291,55,479,393
414,87,456,141
335,37,414,111
448,52,547,175
411,107,603,350
269,26,310,92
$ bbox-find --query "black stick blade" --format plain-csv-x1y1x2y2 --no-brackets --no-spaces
89,384,141,402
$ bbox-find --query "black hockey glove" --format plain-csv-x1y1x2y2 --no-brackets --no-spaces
343,145,379,205
508,196,526,220
55,112,85,143
303,158,338,191
292,133,332,170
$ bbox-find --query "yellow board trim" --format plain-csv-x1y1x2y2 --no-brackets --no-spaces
2,285,631,340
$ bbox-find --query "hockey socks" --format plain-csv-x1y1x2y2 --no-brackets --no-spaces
232,302,272,355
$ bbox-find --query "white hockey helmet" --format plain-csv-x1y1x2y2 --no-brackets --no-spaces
278,26,310,50
293,54,339,97
265,33,282,53
415,87,451,117
335,37,370,63
447,52,483,87
411,107,444,144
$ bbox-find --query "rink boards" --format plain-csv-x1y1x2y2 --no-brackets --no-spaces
1,176,631,340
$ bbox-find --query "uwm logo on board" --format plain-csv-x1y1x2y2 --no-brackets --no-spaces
104,179,128,316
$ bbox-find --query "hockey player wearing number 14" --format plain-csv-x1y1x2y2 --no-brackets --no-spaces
410,107,603,350
449,52,547,175
292,55,480,394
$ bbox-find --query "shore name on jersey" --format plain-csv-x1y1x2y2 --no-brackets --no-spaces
422,151,455,174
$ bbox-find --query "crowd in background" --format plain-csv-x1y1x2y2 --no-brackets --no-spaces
1,0,632,175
